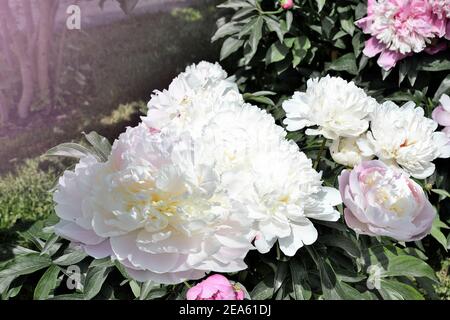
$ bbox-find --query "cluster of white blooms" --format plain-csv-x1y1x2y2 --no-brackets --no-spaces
54,62,341,284
358,101,450,179
283,76,450,178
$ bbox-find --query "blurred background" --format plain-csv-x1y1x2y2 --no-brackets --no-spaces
0,0,221,255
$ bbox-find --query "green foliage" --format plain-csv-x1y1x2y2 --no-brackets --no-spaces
213,0,450,104
0,159,58,230
0,216,186,300
436,259,450,300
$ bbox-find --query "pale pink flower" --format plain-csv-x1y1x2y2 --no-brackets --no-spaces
186,274,245,300
356,0,447,70
339,160,435,242
432,94,450,127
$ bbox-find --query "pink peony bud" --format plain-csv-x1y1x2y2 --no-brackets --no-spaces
338,160,435,242
280,0,294,10
186,274,245,300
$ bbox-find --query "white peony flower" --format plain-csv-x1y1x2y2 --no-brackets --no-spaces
54,62,343,283
198,102,342,257
245,140,342,256
90,123,254,284
330,137,373,168
142,61,243,137
53,156,112,259
358,101,450,179
282,76,378,140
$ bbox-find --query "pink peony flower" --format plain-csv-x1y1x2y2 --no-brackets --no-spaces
429,0,450,19
339,160,435,242
356,0,447,70
186,274,245,300
280,0,294,10
432,94,450,127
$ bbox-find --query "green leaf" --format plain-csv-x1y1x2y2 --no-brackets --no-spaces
274,262,288,293
83,266,112,300
328,53,358,75
378,279,424,300
53,250,87,266
286,11,293,31
319,234,361,258
129,280,141,298
139,280,157,300
316,0,326,12
34,265,61,300
265,41,289,66
355,3,367,20
114,260,130,279
212,22,241,42
146,288,168,300
0,276,16,295
340,13,355,36
251,274,274,300
383,255,437,281
246,17,263,62
82,131,112,162
89,257,114,269
418,58,450,72
243,93,275,106
289,259,311,300
41,234,60,256
50,293,85,300
220,37,245,60
432,188,450,200
292,36,311,67
434,75,450,101
263,16,284,42
45,143,93,160
232,7,256,21
0,254,52,278
431,216,449,250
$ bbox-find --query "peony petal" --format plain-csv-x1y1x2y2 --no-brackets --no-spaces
278,220,318,256
363,38,384,58
377,50,405,70
432,106,450,126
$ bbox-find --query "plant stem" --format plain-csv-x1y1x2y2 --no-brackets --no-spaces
184,281,192,288
314,138,327,170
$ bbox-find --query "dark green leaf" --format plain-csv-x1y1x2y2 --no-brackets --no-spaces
251,274,274,300
289,259,311,300
328,53,358,75
220,37,245,60
265,42,289,66
34,265,61,300
83,266,112,300
53,250,87,266
378,279,424,300
82,131,112,161
45,143,93,159
0,254,52,278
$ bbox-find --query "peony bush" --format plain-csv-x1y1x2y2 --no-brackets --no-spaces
0,0,449,300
